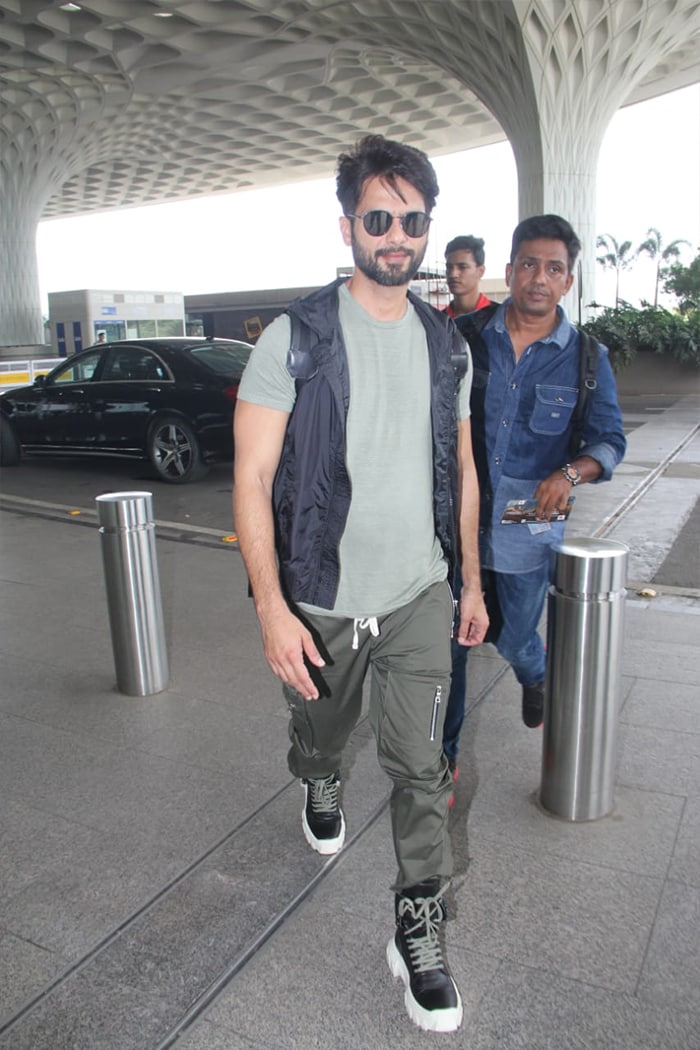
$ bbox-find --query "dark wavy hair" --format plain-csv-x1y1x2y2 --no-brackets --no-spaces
444,235,486,266
336,134,439,215
510,214,581,273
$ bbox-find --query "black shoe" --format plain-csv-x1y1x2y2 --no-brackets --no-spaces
301,773,345,855
386,879,463,1032
522,681,545,728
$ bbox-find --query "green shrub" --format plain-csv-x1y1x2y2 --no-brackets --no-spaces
581,306,700,371
663,254,700,314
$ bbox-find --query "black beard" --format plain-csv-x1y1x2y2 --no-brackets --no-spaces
351,236,427,287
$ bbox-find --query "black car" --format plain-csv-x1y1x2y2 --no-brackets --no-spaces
0,337,254,483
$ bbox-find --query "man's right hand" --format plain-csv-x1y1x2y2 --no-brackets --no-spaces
258,602,326,700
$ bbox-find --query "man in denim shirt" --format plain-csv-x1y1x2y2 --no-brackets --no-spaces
457,214,626,729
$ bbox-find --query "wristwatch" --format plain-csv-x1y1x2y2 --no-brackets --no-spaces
561,463,581,486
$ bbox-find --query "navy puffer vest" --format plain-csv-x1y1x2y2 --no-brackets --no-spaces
272,278,467,609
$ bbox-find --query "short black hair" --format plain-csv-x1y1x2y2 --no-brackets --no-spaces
444,235,485,267
336,134,439,215
510,214,581,273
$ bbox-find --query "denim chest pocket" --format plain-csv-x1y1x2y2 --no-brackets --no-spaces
530,384,577,435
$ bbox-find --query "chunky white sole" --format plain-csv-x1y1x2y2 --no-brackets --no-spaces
386,936,463,1033
301,808,346,855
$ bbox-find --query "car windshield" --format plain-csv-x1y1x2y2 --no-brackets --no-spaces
189,342,252,375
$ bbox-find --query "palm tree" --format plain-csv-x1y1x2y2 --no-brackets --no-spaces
596,234,636,309
637,227,691,308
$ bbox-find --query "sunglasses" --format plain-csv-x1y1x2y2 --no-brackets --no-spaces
346,209,432,238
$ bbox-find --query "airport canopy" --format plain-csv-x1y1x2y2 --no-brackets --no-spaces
1,0,699,346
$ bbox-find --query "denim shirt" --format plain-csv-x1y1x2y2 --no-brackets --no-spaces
476,300,626,573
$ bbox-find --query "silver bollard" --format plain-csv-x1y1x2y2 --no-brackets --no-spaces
96,491,169,696
540,537,628,821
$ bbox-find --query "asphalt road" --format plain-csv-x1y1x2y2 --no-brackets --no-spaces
0,394,653,532
0,455,237,534
1,393,697,589
0,394,669,522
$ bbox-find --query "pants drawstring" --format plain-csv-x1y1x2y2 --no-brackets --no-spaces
352,616,380,650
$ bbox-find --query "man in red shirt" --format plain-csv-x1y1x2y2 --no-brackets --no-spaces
444,235,493,318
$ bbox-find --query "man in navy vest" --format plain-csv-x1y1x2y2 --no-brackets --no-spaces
234,135,488,1033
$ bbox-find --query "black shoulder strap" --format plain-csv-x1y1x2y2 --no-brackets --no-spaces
286,313,319,382
450,336,469,381
455,302,498,374
569,329,600,457
468,301,499,334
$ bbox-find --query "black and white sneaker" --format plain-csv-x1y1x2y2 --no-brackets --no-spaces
387,879,463,1032
301,772,345,855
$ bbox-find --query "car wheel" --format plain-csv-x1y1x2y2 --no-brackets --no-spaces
0,416,21,466
146,415,209,483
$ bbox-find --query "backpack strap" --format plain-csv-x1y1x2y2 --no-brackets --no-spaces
455,302,499,375
286,313,319,382
569,329,599,458
468,301,499,334
449,323,470,381
407,288,469,383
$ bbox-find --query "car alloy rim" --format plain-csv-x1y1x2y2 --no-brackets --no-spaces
153,422,193,477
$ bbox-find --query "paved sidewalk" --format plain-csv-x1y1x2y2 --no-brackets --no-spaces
0,394,698,1049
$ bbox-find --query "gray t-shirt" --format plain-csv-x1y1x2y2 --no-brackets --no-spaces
238,282,472,617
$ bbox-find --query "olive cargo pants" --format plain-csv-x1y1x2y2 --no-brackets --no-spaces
284,580,454,890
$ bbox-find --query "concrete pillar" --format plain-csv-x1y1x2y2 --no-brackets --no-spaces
0,184,47,347
450,1,700,318
0,67,118,348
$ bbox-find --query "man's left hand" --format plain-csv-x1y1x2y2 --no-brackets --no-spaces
456,586,489,646
533,473,574,520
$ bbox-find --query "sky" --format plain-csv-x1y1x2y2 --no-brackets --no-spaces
36,84,699,315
